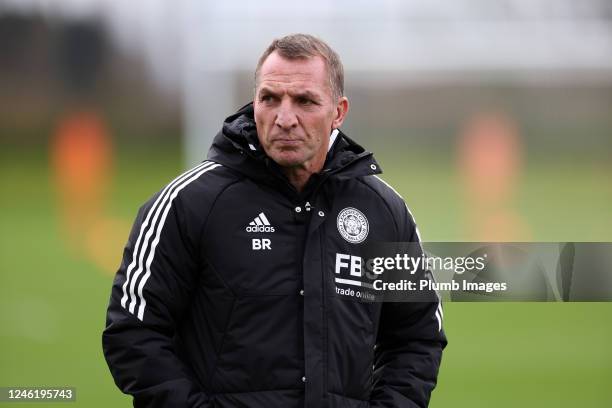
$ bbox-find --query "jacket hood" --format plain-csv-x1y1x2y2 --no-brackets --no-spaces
207,102,382,186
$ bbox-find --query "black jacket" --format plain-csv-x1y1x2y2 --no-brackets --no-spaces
103,103,447,408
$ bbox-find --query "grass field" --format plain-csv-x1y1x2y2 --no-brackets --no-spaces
1,145,610,407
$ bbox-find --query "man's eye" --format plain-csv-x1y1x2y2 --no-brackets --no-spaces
298,98,313,105
260,95,274,102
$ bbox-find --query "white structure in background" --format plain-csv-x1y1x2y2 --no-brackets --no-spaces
2,0,612,165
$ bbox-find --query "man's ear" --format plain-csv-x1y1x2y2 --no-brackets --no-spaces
332,97,349,129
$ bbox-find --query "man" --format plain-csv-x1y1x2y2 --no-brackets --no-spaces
103,33,446,408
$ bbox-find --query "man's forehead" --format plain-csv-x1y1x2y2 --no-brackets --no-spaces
260,52,326,73
258,53,329,88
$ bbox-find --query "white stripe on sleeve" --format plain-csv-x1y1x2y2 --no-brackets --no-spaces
120,161,213,309
135,163,222,320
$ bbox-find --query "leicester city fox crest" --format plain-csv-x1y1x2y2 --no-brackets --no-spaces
337,207,369,244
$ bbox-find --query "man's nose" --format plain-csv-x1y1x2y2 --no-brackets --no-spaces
274,102,298,130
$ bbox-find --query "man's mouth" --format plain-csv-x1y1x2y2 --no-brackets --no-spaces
271,138,303,146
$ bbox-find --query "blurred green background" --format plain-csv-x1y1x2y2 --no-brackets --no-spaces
1,2,611,407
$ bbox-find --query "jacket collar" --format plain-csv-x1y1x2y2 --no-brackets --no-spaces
207,102,382,190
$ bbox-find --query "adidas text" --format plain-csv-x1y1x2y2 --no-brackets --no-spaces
246,225,275,233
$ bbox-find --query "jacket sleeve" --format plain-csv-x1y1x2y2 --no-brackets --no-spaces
102,193,210,408
370,205,447,408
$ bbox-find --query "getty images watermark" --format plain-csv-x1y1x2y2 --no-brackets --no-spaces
331,242,612,302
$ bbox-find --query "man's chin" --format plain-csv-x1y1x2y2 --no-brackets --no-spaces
268,151,305,168
271,157,303,168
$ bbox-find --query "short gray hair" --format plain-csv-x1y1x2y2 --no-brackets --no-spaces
255,33,344,101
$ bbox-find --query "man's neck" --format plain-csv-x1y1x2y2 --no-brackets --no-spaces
282,167,316,193
282,154,327,193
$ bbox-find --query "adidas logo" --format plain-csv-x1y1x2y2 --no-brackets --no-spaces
245,212,275,233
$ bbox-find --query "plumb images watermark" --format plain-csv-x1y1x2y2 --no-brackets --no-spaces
0,387,75,402
339,252,507,293
371,276,507,294
369,253,507,294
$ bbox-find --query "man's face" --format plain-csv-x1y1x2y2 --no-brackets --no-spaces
254,52,348,171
